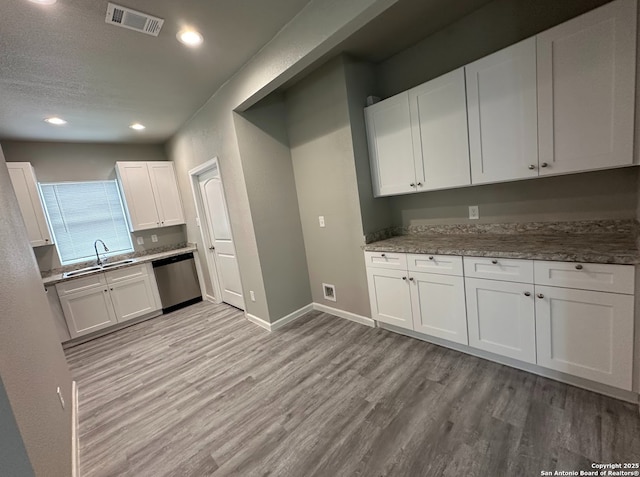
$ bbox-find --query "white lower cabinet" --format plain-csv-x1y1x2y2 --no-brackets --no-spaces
465,278,536,363
534,285,634,391
410,272,467,344
57,263,160,339
59,284,118,339
365,251,636,392
366,267,413,329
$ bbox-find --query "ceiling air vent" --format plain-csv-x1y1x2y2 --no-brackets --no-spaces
105,3,164,37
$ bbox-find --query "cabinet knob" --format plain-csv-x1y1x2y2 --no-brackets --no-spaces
491,259,498,264
381,253,386,257
575,264,583,270
110,288,114,291
104,289,108,293
416,182,423,187
209,246,216,251
524,291,531,297
402,276,407,281
528,165,535,170
428,256,434,260
540,162,549,168
45,238,49,242
537,293,544,299
409,277,414,281
410,183,416,187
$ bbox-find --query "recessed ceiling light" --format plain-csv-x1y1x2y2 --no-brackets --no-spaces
28,0,57,5
44,117,67,125
130,123,146,130
177,29,203,47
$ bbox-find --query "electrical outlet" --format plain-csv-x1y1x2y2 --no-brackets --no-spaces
151,234,158,243
318,216,325,228
250,291,256,302
136,236,144,245
56,387,65,409
469,205,479,220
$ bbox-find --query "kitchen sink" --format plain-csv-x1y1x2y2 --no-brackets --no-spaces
63,266,102,278
101,259,136,269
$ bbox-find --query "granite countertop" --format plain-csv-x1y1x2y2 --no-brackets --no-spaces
363,230,640,265
42,244,198,286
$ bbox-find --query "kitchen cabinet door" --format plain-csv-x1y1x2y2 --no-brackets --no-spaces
59,285,117,339
409,68,471,191
366,267,413,330
465,278,536,363
410,272,468,344
466,38,538,184
365,92,417,196
148,162,185,227
535,285,634,390
7,162,53,247
116,162,161,231
537,0,637,176
109,274,159,323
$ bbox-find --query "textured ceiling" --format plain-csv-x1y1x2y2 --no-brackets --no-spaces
0,0,312,143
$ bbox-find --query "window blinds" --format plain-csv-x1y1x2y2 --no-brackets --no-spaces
40,181,133,264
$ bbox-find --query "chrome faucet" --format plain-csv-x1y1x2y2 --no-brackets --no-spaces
94,239,109,266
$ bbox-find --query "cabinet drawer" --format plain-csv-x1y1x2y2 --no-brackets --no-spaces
56,273,106,296
407,254,463,276
105,263,148,284
364,251,407,270
463,257,533,283
534,261,634,295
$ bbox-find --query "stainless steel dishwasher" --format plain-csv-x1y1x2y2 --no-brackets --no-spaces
152,252,202,313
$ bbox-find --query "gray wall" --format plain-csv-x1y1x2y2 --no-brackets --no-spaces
166,0,397,321
374,0,633,227
234,95,312,321
0,146,73,477
1,141,187,271
286,57,371,317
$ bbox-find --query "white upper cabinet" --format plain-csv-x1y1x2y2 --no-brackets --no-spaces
6,162,53,247
466,38,539,184
409,68,471,191
537,0,637,175
365,92,417,196
116,161,185,231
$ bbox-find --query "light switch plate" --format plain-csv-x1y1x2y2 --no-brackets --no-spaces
151,235,158,243
319,216,325,228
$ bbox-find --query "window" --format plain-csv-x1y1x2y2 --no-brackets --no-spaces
40,181,134,265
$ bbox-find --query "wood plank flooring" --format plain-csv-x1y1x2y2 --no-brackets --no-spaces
65,301,640,477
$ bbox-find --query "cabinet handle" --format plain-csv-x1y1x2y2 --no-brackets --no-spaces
409,277,414,281
428,256,434,260
410,183,415,187
537,293,544,299
524,291,531,297
491,259,498,264
575,264,583,270
540,162,549,168
402,276,407,281
528,165,535,170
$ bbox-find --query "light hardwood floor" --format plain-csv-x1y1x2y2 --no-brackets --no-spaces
65,301,640,477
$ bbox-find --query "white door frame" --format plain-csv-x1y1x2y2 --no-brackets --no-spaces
188,157,240,306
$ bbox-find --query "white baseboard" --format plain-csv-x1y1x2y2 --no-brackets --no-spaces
312,303,376,328
246,303,314,332
71,381,79,477
204,294,217,304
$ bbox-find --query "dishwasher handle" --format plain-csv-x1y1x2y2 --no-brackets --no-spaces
152,252,195,268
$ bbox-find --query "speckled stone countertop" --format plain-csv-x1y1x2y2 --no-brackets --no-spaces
42,244,198,286
363,220,640,264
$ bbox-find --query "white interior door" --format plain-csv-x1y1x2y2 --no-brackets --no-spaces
198,167,245,310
